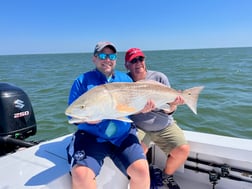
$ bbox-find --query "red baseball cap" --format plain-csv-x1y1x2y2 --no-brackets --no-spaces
125,48,145,63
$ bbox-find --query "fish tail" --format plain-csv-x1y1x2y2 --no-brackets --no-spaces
181,86,204,114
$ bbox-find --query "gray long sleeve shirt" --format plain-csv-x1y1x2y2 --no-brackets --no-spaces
129,70,174,131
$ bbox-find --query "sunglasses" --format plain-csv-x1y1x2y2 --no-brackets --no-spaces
130,56,145,64
97,53,117,61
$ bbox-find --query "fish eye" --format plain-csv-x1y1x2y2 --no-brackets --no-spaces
80,105,85,109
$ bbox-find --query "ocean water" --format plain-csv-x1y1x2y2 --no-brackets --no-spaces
0,47,251,142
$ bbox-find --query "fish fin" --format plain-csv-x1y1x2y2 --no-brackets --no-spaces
161,108,171,112
116,104,137,113
136,80,166,86
114,117,133,123
182,86,204,114
158,104,171,112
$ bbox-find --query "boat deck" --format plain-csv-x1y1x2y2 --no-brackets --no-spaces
0,131,252,189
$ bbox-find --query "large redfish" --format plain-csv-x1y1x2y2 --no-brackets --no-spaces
65,81,204,124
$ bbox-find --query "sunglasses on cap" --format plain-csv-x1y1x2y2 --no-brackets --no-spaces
130,56,145,64
97,53,117,61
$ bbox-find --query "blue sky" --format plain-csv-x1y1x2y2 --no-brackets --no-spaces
1,0,251,55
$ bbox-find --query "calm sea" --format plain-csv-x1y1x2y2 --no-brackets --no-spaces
0,47,251,141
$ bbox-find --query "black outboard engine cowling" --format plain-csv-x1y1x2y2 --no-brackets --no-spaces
0,83,37,155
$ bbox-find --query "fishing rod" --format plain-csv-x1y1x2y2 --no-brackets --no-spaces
187,156,252,178
185,156,252,188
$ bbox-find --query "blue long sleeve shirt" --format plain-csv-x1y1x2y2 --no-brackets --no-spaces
68,68,133,146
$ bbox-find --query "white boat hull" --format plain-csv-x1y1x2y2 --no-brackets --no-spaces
0,130,252,189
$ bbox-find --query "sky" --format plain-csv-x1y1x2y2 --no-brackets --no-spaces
0,0,252,55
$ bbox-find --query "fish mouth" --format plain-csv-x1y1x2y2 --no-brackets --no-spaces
65,111,86,120
65,111,72,117
68,117,89,124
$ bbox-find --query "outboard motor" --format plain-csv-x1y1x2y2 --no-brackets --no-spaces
0,83,37,156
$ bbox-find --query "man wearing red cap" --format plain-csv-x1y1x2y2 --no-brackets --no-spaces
125,48,190,189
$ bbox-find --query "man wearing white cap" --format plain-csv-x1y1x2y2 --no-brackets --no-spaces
67,42,151,189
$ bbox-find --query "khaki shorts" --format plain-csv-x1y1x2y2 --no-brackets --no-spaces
137,121,187,155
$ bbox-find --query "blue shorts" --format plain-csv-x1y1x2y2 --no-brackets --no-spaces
66,129,146,176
